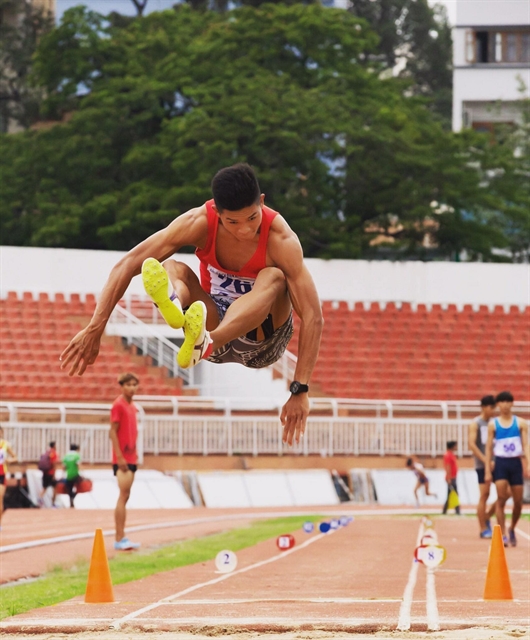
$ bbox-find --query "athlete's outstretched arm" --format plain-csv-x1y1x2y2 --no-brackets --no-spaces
60,207,207,376
271,229,323,446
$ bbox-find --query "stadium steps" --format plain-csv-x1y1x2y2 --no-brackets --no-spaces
0,292,188,402
290,302,530,400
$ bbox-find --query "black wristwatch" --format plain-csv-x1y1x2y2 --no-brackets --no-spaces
290,381,309,395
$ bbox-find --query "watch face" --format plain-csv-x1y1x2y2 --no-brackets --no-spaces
290,381,308,394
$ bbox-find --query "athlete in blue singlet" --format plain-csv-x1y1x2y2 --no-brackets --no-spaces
485,391,529,547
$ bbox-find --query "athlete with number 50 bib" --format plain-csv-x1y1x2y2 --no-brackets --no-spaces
485,390,530,547
60,164,323,446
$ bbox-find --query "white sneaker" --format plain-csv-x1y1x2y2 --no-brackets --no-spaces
114,537,140,551
177,301,213,369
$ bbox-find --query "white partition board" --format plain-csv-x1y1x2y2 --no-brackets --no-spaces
287,470,340,506
198,470,339,508
29,469,193,509
243,472,293,507
197,472,251,508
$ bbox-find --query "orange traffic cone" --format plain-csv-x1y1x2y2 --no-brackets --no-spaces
483,524,513,600
85,529,115,603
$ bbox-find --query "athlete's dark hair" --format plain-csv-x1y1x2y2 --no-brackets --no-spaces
70,443,79,451
211,163,261,212
446,440,457,450
480,395,496,407
495,390,514,403
49,441,56,448
406,458,413,467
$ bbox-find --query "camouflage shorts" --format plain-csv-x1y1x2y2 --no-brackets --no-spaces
206,295,294,369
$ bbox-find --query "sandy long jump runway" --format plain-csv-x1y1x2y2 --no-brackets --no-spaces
1,510,529,638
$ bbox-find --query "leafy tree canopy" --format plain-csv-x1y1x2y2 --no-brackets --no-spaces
0,3,528,261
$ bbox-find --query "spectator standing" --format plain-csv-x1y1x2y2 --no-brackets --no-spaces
442,441,460,515
0,426,18,529
485,390,529,547
468,395,498,539
38,441,58,507
62,444,82,508
406,457,437,506
110,373,141,551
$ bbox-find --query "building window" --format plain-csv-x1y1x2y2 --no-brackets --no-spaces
467,30,530,63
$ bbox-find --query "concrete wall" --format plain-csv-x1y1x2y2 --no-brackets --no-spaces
456,0,530,27
1,246,529,306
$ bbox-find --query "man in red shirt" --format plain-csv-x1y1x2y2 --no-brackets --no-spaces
442,440,460,515
110,372,140,550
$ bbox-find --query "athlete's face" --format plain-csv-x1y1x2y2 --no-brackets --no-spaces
497,400,513,417
121,380,138,401
215,195,265,241
482,405,496,420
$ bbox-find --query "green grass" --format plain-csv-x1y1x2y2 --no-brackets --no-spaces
0,515,322,620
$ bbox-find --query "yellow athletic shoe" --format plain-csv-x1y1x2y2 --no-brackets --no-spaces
177,301,213,369
141,258,184,329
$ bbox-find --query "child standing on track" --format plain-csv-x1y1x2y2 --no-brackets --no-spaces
0,425,18,529
62,444,82,508
442,441,460,515
110,373,141,551
468,395,498,538
485,390,529,547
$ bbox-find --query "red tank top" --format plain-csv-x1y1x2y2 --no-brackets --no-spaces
195,199,278,301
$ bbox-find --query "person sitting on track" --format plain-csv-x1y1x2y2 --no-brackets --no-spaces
61,163,323,446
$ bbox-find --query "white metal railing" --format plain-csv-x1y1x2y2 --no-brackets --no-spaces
107,304,195,386
2,399,529,463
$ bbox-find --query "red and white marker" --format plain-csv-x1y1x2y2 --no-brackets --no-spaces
276,534,295,551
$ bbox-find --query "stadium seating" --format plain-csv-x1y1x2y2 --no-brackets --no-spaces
0,292,184,402
289,301,530,400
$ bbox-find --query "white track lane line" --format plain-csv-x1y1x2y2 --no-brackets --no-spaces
111,530,334,630
396,520,425,631
426,567,440,631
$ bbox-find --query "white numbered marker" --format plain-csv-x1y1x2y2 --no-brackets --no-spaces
215,550,238,573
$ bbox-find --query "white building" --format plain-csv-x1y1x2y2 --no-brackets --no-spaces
452,0,530,131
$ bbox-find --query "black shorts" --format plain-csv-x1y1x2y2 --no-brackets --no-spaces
476,468,486,484
494,457,523,486
112,464,137,476
42,474,57,488
0,475,5,486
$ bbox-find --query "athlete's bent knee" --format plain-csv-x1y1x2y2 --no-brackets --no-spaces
258,267,286,291
163,260,194,282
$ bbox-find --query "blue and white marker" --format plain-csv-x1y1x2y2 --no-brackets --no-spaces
319,522,331,533
303,521,314,533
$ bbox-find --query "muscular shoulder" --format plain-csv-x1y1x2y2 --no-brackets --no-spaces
268,214,303,269
168,204,209,249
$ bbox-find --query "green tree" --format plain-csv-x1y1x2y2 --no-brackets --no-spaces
0,4,527,261
0,0,54,131
348,0,453,126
